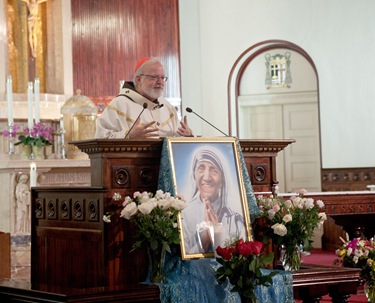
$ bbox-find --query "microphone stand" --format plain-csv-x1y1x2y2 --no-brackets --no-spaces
125,103,148,139
186,108,228,137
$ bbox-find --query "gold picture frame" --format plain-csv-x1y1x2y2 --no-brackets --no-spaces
166,137,252,260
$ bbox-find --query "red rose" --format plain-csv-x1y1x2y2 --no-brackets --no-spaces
216,245,233,260
237,240,263,257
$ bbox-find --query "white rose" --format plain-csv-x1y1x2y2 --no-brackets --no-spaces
292,197,302,208
268,209,276,219
155,189,165,199
284,200,293,209
172,199,186,211
123,196,132,207
157,198,168,209
271,223,288,236
282,214,292,223
316,200,325,208
139,191,150,203
304,198,314,209
120,202,138,219
138,201,156,215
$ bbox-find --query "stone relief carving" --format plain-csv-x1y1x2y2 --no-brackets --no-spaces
15,174,31,234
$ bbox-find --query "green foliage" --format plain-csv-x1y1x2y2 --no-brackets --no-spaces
256,192,326,254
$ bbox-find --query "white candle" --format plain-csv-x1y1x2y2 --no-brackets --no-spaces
6,75,13,124
34,77,40,123
60,114,64,130
30,162,37,187
214,223,226,252
27,82,34,129
119,80,125,93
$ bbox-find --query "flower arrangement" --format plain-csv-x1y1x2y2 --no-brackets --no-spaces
107,190,186,283
14,122,54,147
215,237,277,303
334,237,375,283
256,189,327,270
334,237,375,301
2,124,20,138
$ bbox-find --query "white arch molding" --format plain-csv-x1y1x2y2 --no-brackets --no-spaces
228,40,322,194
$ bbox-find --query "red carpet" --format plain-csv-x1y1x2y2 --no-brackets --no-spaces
295,249,368,302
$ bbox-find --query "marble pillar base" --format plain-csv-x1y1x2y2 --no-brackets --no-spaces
10,235,30,282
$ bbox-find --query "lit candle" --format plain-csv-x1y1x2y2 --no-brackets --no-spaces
30,162,37,187
214,223,226,253
60,114,64,130
27,82,34,129
34,77,40,123
6,75,13,124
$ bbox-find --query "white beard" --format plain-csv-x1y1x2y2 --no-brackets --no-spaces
139,82,163,100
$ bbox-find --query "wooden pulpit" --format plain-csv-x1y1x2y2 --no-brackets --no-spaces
30,138,294,289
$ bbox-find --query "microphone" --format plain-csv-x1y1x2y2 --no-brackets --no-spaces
186,107,228,136
125,103,148,139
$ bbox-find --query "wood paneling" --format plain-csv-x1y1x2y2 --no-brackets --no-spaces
71,0,181,102
322,167,375,192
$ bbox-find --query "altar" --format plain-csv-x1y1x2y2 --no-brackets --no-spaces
0,138,365,302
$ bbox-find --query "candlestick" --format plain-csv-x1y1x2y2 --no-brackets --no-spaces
6,75,13,124
60,114,64,130
27,82,34,129
30,162,37,187
34,77,40,123
8,123,15,155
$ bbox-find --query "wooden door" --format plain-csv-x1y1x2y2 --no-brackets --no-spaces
240,99,321,193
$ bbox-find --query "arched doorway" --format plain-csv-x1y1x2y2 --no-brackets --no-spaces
228,40,321,193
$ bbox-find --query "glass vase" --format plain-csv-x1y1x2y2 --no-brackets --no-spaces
148,246,166,284
279,244,301,271
364,282,375,302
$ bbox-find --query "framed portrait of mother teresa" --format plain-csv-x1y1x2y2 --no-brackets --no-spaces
166,137,253,260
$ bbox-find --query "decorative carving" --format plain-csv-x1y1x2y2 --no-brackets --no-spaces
60,200,70,220
73,200,84,220
35,198,44,219
114,168,130,186
87,199,98,222
47,200,57,219
138,167,154,185
253,165,266,183
321,167,375,191
15,174,31,234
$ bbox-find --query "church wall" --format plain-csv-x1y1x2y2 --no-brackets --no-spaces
179,0,375,169
1,0,374,170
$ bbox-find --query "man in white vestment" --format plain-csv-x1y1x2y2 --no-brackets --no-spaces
95,57,193,139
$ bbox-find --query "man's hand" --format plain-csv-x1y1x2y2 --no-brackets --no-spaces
177,115,193,137
126,119,159,138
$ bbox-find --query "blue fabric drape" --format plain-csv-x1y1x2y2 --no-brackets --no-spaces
156,138,294,303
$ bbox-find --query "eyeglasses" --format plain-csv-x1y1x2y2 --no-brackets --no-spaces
140,74,168,82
